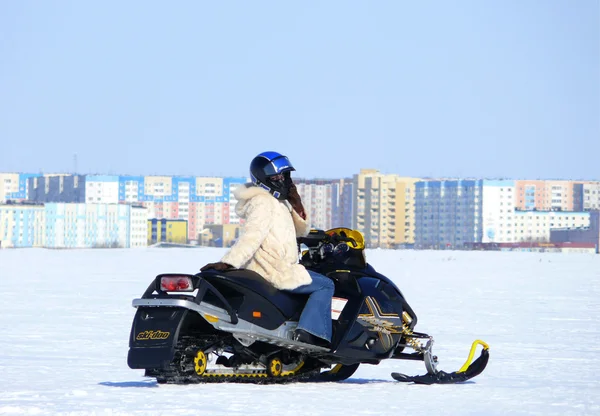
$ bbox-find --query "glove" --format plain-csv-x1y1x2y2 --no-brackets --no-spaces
200,262,233,272
287,182,306,220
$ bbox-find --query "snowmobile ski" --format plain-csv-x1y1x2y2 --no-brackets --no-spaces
392,340,489,385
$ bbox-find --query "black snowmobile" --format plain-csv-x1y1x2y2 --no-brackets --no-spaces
127,227,489,384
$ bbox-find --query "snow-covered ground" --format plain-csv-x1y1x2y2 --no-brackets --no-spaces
1,247,599,415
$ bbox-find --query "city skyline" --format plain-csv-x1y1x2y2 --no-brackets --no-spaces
2,170,599,251
1,1,598,180
1,167,600,183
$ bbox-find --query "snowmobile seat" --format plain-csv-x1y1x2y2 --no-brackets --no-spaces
206,269,308,319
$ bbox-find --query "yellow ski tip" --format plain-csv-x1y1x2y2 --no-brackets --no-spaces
458,339,490,373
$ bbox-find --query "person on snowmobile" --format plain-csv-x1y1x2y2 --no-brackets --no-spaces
201,151,334,348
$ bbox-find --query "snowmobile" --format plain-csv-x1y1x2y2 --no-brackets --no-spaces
127,227,489,384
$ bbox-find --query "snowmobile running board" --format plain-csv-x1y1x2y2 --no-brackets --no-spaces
392,340,490,385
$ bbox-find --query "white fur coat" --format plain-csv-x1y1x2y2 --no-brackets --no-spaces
220,184,312,290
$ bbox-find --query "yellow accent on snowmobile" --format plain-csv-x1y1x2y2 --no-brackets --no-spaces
194,351,207,376
326,228,365,249
202,372,268,378
457,340,490,373
329,364,343,374
204,314,219,323
268,358,283,377
194,359,306,380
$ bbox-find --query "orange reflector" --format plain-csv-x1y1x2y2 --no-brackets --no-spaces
252,311,262,318
204,314,219,323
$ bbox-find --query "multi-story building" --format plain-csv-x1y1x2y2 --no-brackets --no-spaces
415,180,515,248
85,175,120,204
1,173,42,203
513,211,590,242
292,178,356,232
294,180,334,231
44,203,148,248
225,178,245,224
26,174,247,242
551,211,599,253
148,218,188,244
416,180,482,249
396,178,420,245
118,175,246,240
481,180,516,243
353,169,420,248
575,182,600,211
416,179,594,248
28,174,86,203
514,180,581,212
0,202,147,248
332,179,354,229
129,206,149,247
0,202,46,248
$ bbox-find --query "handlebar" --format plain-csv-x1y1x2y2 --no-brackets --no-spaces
336,235,357,247
297,230,357,249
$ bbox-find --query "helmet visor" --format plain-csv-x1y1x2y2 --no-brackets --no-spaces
262,156,295,176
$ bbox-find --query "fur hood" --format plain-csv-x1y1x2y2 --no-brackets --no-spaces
220,184,312,290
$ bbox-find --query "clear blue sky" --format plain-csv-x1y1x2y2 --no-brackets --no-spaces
1,1,598,180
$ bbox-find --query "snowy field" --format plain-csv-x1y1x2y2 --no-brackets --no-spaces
1,247,599,416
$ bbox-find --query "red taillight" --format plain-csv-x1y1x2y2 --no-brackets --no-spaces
160,276,193,292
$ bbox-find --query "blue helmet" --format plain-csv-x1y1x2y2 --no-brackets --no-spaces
250,151,296,200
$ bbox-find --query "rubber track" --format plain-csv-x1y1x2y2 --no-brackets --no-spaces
151,335,323,384
155,368,322,384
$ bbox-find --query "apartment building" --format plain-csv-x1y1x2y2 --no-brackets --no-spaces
416,180,481,248
294,180,334,231
481,180,516,243
575,182,600,211
0,202,147,248
148,218,188,244
513,211,590,242
1,173,42,203
291,178,356,232
0,203,46,247
416,179,593,247
514,180,581,212
85,175,120,204
415,180,515,248
44,203,147,248
28,174,86,203
397,178,420,245
332,179,354,229
26,174,247,242
119,175,247,240
353,169,420,248
551,211,599,253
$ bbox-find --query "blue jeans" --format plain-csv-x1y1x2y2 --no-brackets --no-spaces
285,270,334,342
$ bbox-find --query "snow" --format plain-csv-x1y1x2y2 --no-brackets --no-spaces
1,247,599,415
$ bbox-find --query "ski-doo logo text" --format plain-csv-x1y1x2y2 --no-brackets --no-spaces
136,330,170,341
